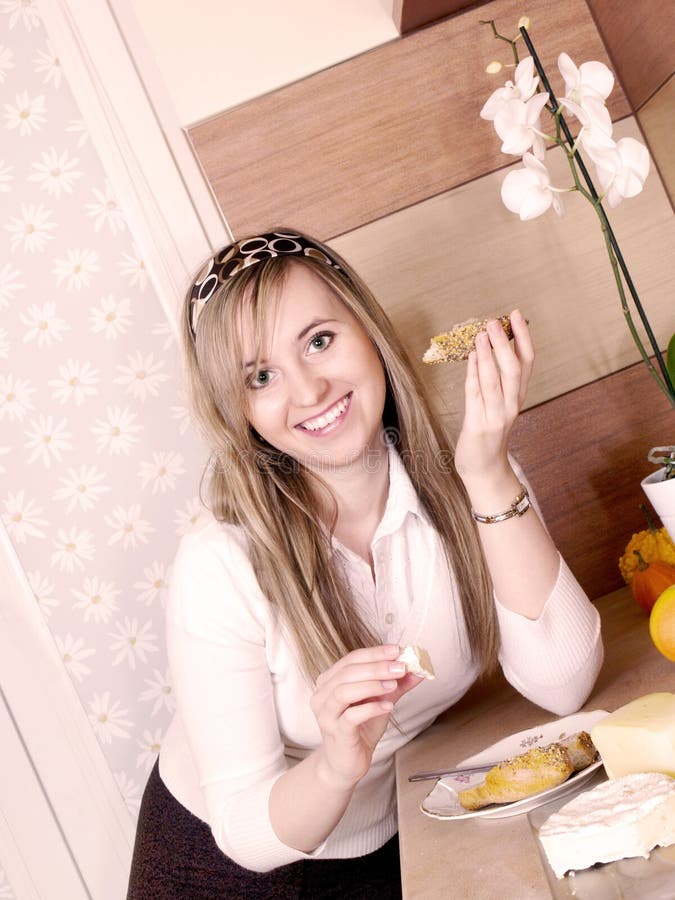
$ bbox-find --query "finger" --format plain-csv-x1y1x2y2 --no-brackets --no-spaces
315,644,401,687
340,699,394,729
314,678,399,727
509,309,534,370
463,348,485,423
483,317,530,415
316,659,407,708
322,674,422,735
382,672,424,704
510,307,533,348
509,309,535,405
474,328,506,421
341,659,407,685
333,679,399,707
487,320,523,418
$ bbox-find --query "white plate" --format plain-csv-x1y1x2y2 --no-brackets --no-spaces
421,709,609,820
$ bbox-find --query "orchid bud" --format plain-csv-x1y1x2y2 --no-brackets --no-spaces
486,60,503,74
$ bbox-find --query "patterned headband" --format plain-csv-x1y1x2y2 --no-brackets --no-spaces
189,231,343,337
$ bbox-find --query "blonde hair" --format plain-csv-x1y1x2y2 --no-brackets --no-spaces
181,232,498,682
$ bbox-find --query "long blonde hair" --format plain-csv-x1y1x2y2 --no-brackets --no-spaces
181,232,498,682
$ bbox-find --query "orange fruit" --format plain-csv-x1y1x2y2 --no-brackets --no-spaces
649,585,675,661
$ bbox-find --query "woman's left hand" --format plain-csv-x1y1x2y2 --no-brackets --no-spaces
454,309,534,485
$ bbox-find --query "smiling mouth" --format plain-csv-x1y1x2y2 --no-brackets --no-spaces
297,392,352,432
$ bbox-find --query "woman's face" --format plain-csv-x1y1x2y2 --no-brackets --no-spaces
240,264,387,471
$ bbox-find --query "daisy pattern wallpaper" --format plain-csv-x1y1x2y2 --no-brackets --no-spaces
0,0,212,857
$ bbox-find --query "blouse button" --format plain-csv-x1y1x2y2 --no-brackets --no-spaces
385,612,395,625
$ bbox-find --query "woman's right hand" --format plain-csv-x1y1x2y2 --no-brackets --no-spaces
310,645,422,791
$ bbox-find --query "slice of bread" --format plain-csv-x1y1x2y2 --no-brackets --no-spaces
397,645,435,680
423,315,514,364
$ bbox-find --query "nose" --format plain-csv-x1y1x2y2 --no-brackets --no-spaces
288,363,329,408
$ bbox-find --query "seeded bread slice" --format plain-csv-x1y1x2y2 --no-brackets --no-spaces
423,315,514,364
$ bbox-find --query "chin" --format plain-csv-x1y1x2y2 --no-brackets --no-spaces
302,441,384,473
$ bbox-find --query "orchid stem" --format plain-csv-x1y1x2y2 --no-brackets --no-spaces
597,214,673,401
519,26,675,402
480,20,520,64
560,133,594,203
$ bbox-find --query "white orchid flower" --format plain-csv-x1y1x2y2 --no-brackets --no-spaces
480,56,540,121
558,52,614,105
494,92,550,157
558,95,615,158
501,152,566,220
590,137,651,208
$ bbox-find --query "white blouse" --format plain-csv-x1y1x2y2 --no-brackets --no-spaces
159,450,603,872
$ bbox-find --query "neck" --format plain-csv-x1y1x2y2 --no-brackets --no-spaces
310,439,390,552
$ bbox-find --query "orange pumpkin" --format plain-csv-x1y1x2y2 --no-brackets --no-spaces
631,550,675,614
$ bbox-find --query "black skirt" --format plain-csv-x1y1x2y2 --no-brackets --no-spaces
127,760,402,899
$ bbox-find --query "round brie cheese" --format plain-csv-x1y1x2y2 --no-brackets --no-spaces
538,772,675,879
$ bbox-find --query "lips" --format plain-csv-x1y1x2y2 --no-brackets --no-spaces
297,392,352,432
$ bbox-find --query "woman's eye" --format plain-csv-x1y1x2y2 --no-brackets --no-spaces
308,332,334,353
249,370,271,389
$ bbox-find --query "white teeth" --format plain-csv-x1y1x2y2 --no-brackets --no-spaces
300,395,349,431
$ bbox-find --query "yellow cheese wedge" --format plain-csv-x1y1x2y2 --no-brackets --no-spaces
590,692,675,780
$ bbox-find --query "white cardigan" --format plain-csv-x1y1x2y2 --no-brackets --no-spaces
159,451,603,872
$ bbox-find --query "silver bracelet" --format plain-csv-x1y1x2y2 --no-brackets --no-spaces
471,484,531,524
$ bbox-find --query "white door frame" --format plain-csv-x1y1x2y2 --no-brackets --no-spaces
0,683,90,900
0,525,133,899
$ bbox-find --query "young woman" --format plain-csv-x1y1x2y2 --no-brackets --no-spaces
127,230,603,898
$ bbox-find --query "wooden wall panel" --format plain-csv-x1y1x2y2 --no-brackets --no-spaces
586,0,675,110
187,0,629,242
509,359,674,601
393,0,476,34
638,75,675,209
330,118,675,426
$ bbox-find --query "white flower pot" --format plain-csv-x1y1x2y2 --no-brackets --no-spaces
642,468,675,544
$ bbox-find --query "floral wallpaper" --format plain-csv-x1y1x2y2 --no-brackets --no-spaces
0,0,212,875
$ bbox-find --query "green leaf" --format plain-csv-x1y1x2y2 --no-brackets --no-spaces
668,333,675,389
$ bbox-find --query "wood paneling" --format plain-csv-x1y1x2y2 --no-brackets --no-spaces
586,0,675,110
187,0,629,242
509,359,674,601
330,118,675,424
638,75,675,209
393,0,477,34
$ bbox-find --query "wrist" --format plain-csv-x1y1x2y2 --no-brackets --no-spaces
472,483,530,524
313,748,362,796
460,465,522,512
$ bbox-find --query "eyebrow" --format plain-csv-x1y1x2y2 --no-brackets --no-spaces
242,318,339,370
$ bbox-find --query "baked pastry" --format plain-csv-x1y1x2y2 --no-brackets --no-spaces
458,744,574,810
557,731,598,771
397,645,435,680
457,732,598,810
423,315,514,364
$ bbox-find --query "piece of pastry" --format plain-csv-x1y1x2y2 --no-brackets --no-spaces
423,315,514,364
458,743,574,810
557,731,598,771
397,645,435,680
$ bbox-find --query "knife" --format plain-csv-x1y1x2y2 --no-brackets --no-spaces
408,762,496,782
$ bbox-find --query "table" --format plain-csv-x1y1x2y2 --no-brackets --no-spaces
395,586,675,899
